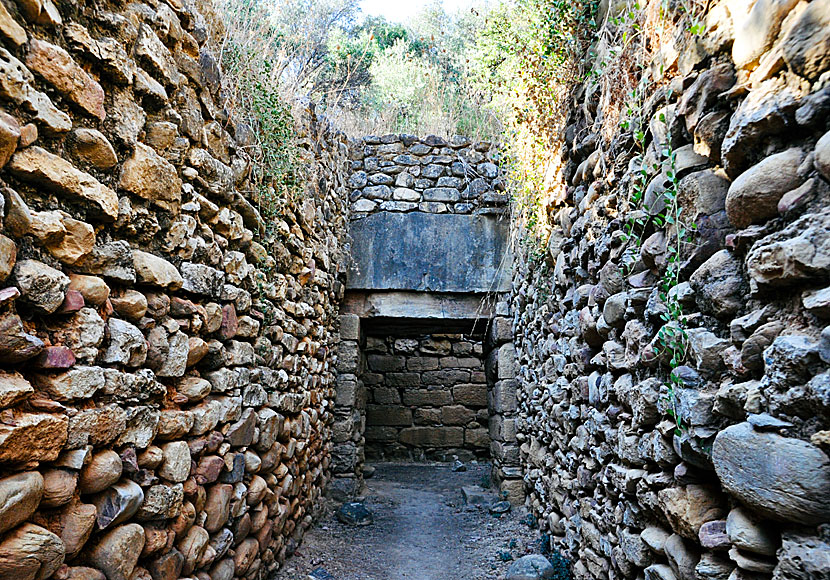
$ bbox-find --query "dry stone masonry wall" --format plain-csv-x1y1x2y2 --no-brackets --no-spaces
509,0,830,579
0,1,351,580
347,134,508,217
362,333,489,462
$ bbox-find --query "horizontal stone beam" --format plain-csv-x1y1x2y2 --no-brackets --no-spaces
347,211,512,293
342,291,493,320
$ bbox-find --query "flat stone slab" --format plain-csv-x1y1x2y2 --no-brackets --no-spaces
461,485,496,505
347,212,511,293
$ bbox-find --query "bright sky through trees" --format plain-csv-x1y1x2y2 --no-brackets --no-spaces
360,0,477,23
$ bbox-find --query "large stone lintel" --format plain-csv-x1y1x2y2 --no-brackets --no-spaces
347,211,511,293
343,291,492,320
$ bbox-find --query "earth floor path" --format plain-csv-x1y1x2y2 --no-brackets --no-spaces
274,463,542,580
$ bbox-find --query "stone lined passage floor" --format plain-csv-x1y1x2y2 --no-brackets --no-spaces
276,463,540,580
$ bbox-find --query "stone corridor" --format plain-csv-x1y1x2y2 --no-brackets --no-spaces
0,0,829,579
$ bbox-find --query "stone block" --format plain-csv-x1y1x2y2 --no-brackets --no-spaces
465,428,489,448
452,383,487,407
371,387,401,405
339,315,360,340
399,426,463,447
367,354,405,372
496,343,518,379
366,406,412,426
488,316,513,345
489,415,517,442
414,408,442,425
385,372,421,388
364,426,399,442
441,405,475,426
489,380,518,413
500,478,526,504
491,441,520,466
422,369,470,385
401,388,452,407
406,357,439,371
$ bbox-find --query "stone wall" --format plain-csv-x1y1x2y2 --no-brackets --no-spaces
362,333,489,462
0,1,350,579
509,0,830,579
347,134,508,217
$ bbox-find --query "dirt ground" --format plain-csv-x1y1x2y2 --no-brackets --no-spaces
274,462,544,580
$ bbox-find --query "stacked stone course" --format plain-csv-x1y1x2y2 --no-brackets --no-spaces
347,134,508,217
0,1,350,579
361,333,489,462
509,0,830,579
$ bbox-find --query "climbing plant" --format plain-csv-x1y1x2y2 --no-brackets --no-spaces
620,109,697,434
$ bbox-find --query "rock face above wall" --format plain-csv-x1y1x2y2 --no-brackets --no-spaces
509,0,830,578
0,1,350,579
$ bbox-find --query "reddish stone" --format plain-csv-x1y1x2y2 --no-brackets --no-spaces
58,289,85,313
0,287,20,306
193,455,224,485
218,304,237,340
0,313,44,363
170,297,199,317
33,346,76,369
19,124,37,148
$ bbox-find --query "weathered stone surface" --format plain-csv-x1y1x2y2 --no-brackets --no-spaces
14,259,70,314
70,128,118,170
0,3,26,48
68,274,109,306
505,554,556,579
689,250,744,318
0,313,43,364
775,531,830,580
712,422,830,524
0,111,20,168
781,0,830,81
40,468,76,507
731,0,799,68
73,241,136,283
101,319,147,367
25,38,105,119
0,523,64,580
0,49,71,133
720,80,798,178
658,485,727,540
111,290,148,321
32,501,96,558
178,525,209,575
347,212,510,293
0,413,67,462
746,210,830,290
7,147,118,220
158,441,190,482
180,262,224,297
726,506,779,556
132,251,183,290
33,366,105,401
725,148,804,229
91,480,145,530
134,483,183,520
79,450,122,495
88,524,145,580
119,143,182,211
0,371,34,407
0,472,43,534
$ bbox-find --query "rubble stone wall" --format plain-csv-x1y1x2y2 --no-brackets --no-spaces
361,333,489,462
347,134,508,218
0,1,351,579
509,0,830,579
